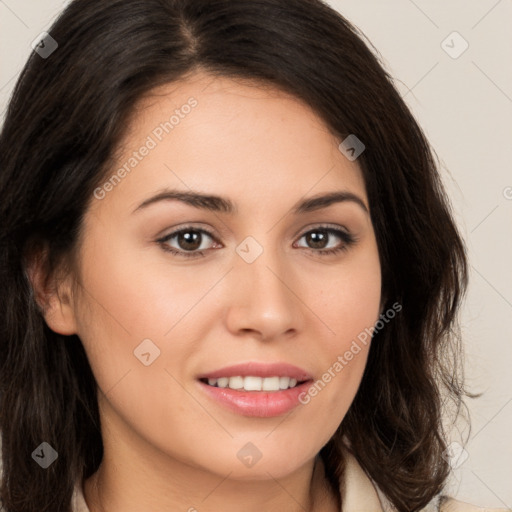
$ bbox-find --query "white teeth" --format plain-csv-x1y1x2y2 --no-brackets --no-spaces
204,376,302,391
228,376,244,389
244,376,262,391
279,376,290,389
262,376,280,391
217,377,229,388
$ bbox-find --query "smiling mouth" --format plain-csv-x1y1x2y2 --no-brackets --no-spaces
199,376,309,392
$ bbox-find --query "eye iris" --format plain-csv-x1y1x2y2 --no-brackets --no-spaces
307,230,328,249
178,231,201,251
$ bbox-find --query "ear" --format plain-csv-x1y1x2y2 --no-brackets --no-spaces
25,247,78,336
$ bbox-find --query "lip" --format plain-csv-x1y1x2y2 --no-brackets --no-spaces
196,361,313,381
196,361,314,418
197,379,314,417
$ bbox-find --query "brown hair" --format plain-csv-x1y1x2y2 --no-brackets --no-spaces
0,1,469,510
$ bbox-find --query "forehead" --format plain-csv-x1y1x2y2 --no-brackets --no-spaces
90,71,368,217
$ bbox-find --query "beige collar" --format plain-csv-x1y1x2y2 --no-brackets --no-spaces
338,447,446,511
338,447,388,511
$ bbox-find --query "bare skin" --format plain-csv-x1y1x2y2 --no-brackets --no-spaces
33,71,382,512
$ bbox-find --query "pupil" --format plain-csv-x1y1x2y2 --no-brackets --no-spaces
307,231,327,249
179,231,201,250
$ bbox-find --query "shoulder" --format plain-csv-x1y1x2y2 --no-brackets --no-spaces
440,496,511,512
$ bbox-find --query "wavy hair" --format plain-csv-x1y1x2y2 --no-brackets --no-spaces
0,0,469,510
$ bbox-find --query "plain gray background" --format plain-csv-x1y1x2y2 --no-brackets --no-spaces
1,0,511,507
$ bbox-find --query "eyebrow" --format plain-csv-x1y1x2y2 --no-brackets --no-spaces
132,189,369,215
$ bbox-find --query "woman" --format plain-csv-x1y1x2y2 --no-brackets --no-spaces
0,1,502,511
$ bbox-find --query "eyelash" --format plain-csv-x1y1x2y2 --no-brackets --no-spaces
157,224,357,259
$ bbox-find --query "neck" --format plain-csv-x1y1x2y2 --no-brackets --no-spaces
84,452,338,512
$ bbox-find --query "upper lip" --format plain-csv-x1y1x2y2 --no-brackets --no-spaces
197,362,313,381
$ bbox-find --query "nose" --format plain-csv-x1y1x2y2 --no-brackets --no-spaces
224,245,304,341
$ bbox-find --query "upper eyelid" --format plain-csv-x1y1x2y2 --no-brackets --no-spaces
158,225,218,242
297,223,350,237
158,223,352,246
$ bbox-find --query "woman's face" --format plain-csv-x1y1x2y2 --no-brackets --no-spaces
55,71,382,481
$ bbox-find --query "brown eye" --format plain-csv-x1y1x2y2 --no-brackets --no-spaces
295,226,357,256
176,230,203,251
304,230,329,249
158,227,218,258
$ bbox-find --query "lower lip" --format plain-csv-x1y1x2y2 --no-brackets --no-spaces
197,379,313,417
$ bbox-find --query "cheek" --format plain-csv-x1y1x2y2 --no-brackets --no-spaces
75,222,219,341
72,245,207,453
299,243,381,427
314,241,382,349
71,232,189,395
72,228,226,430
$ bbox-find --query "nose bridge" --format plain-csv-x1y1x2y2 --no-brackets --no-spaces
237,236,290,303
226,235,302,338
